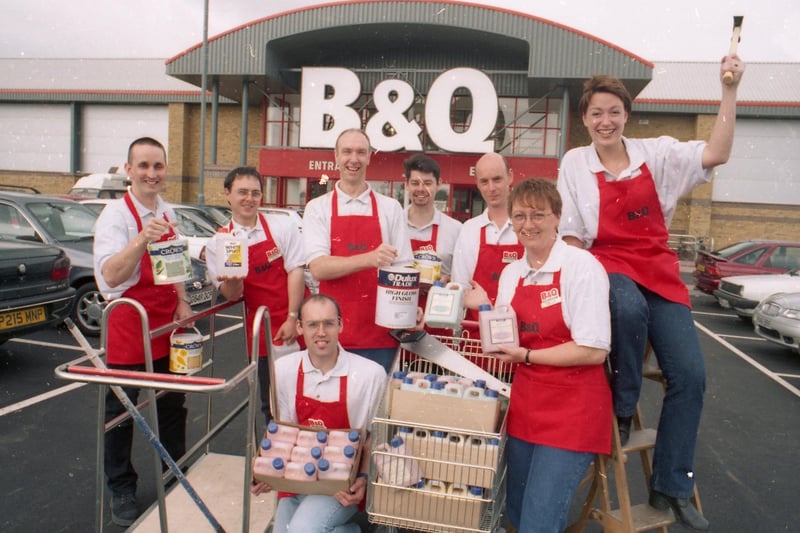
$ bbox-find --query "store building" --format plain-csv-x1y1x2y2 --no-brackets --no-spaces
2,1,799,248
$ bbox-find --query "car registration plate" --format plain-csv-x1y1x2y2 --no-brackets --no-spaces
0,306,47,330
189,288,213,306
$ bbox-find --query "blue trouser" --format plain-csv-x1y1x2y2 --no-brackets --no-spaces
274,494,359,533
506,436,594,532
608,273,706,498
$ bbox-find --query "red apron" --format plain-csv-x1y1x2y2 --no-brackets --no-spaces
239,214,290,357
508,271,611,454
463,225,522,339
277,362,352,500
318,189,393,349
591,164,690,307
106,193,177,365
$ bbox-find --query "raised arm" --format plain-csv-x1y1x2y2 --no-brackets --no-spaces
702,55,745,169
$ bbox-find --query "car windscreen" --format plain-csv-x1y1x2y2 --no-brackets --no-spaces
28,201,98,242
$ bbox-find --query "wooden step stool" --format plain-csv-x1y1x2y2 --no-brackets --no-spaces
566,349,703,533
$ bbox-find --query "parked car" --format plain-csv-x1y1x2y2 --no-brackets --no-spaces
1,192,213,337
179,204,231,229
694,240,800,294
713,269,800,319
753,292,800,354
67,173,129,199
0,238,76,345
258,207,304,233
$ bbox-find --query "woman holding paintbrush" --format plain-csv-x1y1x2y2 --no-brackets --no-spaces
556,56,745,531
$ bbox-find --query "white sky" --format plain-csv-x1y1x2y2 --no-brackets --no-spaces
1,0,797,63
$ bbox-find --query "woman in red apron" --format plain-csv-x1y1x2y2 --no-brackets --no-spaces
466,179,612,533
556,68,743,529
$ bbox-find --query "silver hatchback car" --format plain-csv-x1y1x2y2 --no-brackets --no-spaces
753,292,800,354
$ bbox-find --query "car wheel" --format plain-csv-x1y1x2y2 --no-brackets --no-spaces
73,282,105,337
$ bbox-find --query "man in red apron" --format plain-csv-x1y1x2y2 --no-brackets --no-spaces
303,129,414,373
205,167,306,427
403,154,463,335
451,152,522,341
92,137,193,527
250,294,386,532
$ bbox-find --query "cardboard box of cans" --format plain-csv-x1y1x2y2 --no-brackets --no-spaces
252,421,364,496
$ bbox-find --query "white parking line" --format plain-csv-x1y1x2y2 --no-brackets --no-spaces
0,382,86,417
777,373,800,379
718,334,764,342
1,322,245,418
695,321,800,398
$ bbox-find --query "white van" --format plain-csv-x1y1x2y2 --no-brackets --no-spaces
69,173,129,199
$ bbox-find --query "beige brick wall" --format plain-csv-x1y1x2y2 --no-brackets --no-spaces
4,104,798,251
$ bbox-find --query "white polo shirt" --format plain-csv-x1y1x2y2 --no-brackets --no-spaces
405,208,462,277
495,238,611,351
557,136,711,249
450,209,519,287
303,181,413,267
93,194,179,300
274,347,387,431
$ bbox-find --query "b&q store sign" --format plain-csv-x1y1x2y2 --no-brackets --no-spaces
259,67,558,183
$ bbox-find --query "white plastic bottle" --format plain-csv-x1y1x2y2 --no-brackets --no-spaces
253,456,286,478
372,436,422,487
284,461,317,481
316,458,352,481
328,429,361,450
266,420,299,445
323,444,356,466
478,304,519,353
296,429,328,448
215,228,248,277
424,281,466,329
424,479,448,493
259,437,293,462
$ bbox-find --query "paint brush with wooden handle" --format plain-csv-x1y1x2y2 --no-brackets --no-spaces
723,15,744,85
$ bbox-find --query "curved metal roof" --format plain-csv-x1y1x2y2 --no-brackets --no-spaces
166,0,653,103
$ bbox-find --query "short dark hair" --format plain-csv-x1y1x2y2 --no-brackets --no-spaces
403,154,441,181
128,137,166,164
224,166,263,192
578,75,632,117
508,178,562,217
298,293,342,322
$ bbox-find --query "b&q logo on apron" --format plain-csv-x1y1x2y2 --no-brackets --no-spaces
266,247,283,262
502,251,518,263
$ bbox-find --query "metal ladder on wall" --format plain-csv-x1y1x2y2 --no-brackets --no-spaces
566,349,703,533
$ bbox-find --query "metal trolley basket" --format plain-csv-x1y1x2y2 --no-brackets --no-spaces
367,333,513,533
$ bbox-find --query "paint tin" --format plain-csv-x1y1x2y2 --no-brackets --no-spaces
148,237,192,285
375,266,420,329
412,251,442,285
169,326,203,373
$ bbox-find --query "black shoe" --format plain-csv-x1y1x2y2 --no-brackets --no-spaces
649,490,710,531
617,416,633,447
111,491,139,527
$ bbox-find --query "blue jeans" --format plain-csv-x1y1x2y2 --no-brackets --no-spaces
608,273,706,498
273,494,359,533
506,436,594,533
350,347,396,374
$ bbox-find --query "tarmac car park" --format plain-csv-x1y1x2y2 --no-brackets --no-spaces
1,270,797,532
0,190,214,337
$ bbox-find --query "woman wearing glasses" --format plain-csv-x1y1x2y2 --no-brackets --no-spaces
465,178,612,533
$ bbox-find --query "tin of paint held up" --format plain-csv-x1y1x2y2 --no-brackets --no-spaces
375,266,420,329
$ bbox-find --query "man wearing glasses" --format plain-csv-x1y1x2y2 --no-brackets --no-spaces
252,293,386,531
206,166,306,426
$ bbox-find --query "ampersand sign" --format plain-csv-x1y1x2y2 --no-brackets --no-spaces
365,79,422,151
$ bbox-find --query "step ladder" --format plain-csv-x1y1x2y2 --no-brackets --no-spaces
566,349,703,533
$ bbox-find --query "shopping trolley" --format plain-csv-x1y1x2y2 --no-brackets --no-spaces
367,331,513,533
